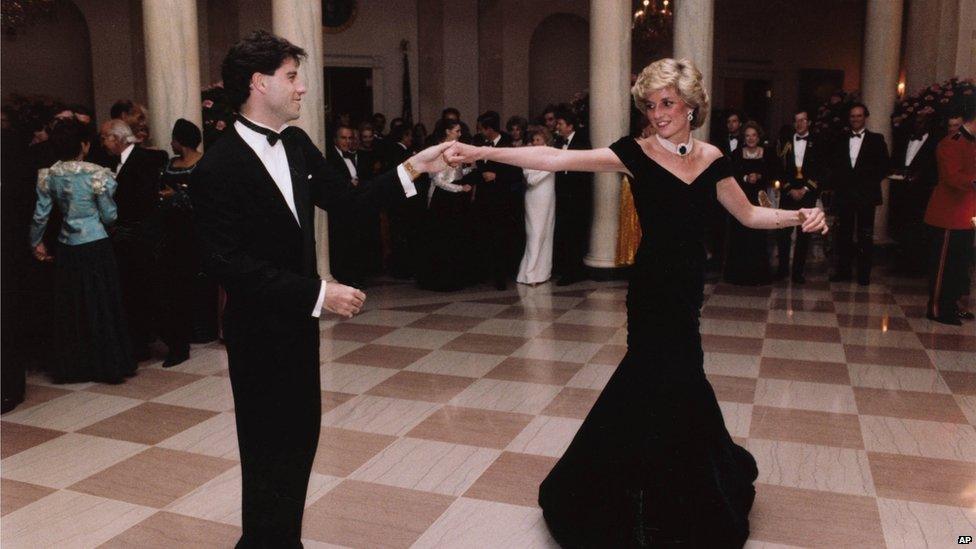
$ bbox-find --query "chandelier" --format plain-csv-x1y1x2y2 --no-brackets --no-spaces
632,0,673,47
1,0,56,34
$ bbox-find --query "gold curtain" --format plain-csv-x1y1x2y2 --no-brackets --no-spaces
615,175,642,266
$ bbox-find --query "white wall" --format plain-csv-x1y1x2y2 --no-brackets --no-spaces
441,0,479,125
322,0,419,123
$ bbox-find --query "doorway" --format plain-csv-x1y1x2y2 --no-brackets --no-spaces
324,66,374,129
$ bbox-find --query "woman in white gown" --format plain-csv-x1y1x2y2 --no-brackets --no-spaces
517,127,556,284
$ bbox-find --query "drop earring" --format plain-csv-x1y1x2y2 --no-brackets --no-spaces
687,112,694,121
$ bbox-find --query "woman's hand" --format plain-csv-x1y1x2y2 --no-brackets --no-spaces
33,242,53,262
444,142,486,165
798,207,828,234
461,184,472,192
407,141,456,174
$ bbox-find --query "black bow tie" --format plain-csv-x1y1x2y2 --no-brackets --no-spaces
850,131,864,139
729,135,738,141
795,135,808,141
341,151,356,160
910,133,927,141
238,116,281,146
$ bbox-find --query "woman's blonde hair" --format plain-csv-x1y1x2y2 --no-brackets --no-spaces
525,125,554,146
631,58,710,130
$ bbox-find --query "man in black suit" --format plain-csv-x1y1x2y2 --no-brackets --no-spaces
467,110,522,290
326,124,369,286
100,118,167,360
553,108,593,285
385,124,424,278
828,102,890,285
776,109,823,283
190,31,451,547
889,112,940,273
719,109,743,157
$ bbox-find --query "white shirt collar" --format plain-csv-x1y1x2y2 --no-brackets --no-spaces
235,115,289,151
564,131,575,146
491,134,502,146
118,143,136,170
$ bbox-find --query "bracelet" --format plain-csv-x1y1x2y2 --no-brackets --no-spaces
403,160,421,181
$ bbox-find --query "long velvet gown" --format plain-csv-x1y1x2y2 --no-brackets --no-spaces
538,136,759,548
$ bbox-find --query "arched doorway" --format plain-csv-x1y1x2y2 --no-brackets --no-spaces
1,0,94,109
528,13,589,120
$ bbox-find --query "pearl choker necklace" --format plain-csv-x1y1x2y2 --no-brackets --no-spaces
655,133,694,156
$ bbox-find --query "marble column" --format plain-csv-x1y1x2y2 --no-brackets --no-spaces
673,0,714,140
905,0,976,93
861,0,903,244
273,0,333,281
584,0,631,272
142,0,203,152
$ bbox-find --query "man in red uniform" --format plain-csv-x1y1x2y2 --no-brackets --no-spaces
924,103,976,325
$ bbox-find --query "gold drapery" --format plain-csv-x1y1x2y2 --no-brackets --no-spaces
615,175,642,266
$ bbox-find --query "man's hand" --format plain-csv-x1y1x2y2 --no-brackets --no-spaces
482,172,496,182
32,242,53,262
407,141,456,174
798,207,828,234
325,282,366,319
444,142,486,165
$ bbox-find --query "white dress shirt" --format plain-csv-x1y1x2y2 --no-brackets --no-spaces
115,143,136,175
793,133,808,168
561,131,575,150
335,146,359,180
904,133,928,167
849,130,865,168
729,135,739,153
237,116,417,318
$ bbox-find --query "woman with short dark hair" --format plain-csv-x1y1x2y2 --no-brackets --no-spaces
30,117,134,383
725,120,776,285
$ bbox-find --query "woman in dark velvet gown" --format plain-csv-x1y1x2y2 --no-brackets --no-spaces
726,121,777,285
447,58,828,547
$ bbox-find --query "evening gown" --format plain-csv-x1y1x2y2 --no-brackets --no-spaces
538,137,759,548
724,148,775,285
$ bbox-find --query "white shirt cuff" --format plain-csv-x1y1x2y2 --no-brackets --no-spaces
397,164,418,198
311,280,327,318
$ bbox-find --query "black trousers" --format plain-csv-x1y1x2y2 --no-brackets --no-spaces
474,197,514,285
927,226,975,318
834,202,876,282
554,190,592,279
113,240,155,355
226,316,321,548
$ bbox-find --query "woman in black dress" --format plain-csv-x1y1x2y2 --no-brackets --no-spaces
415,119,475,291
447,58,828,547
725,121,777,285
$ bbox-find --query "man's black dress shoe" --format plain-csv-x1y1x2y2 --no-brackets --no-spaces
927,313,963,326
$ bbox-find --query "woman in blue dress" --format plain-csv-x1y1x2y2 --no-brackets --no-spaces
447,58,828,547
30,118,134,384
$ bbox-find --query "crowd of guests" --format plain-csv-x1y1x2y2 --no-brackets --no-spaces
2,99,217,411
710,101,975,326
320,104,594,292
2,90,972,412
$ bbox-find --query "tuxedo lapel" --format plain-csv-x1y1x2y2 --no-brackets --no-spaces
228,127,302,233
283,131,312,232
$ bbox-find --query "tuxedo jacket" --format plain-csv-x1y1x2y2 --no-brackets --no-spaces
778,136,824,202
326,148,361,184
555,133,594,202
718,133,742,158
828,130,890,207
190,125,407,335
467,134,522,207
891,131,940,188
114,147,167,227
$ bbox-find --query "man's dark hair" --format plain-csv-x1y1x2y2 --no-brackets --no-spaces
793,108,809,119
172,118,202,149
848,102,870,118
69,104,94,120
110,99,134,120
554,108,577,129
221,30,308,110
49,117,91,161
542,104,557,117
477,110,501,133
725,109,743,122
442,107,461,119
333,124,354,138
390,123,411,143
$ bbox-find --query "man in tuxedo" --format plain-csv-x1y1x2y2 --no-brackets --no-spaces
889,112,940,273
100,118,167,360
776,109,822,283
553,108,593,285
385,124,423,278
720,110,743,157
190,31,451,546
542,104,559,143
466,110,522,290
828,102,890,285
326,125,369,286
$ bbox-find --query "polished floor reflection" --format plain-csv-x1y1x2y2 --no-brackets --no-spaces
2,268,975,548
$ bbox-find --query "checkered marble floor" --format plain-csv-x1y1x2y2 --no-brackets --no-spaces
2,267,974,548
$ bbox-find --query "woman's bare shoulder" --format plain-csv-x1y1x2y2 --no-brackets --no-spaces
695,140,723,161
